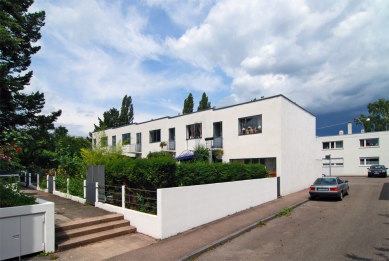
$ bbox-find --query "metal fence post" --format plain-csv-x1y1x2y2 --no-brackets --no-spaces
95,182,99,204
67,178,69,195
37,174,40,189
84,180,86,199
122,185,125,208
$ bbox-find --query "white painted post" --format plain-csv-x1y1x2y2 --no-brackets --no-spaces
53,176,56,191
37,174,40,189
95,182,99,203
67,178,69,195
83,180,86,199
47,175,49,189
122,185,125,208
28,173,31,185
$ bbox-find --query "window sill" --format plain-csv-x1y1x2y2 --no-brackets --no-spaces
238,132,262,136
359,146,379,149
322,148,344,151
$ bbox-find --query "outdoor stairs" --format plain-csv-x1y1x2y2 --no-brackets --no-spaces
55,213,136,251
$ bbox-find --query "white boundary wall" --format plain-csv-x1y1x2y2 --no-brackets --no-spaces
96,177,277,239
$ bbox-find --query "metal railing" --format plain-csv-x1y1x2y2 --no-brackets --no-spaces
206,137,223,149
168,140,176,150
129,144,142,153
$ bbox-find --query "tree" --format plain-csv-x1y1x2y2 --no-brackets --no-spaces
182,93,194,114
197,92,211,111
355,98,389,132
118,95,134,126
0,0,61,137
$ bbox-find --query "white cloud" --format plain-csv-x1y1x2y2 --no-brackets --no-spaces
167,0,389,113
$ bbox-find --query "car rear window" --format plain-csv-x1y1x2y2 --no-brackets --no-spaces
314,178,337,185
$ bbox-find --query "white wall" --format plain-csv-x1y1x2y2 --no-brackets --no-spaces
316,131,389,176
280,98,317,195
158,178,277,239
95,178,277,239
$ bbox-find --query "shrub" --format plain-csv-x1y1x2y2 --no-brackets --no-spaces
193,143,209,162
0,179,36,208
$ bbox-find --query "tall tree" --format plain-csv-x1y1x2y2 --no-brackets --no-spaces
197,92,211,111
0,0,61,137
182,93,194,114
94,108,120,130
118,95,134,126
355,98,389,131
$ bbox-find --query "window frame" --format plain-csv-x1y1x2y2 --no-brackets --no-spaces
359,138,379,148
112,135,116,147
122,133,131,145
186,123,202,140
322,140,343,150
238,115,262,135
149,129,161,143
359,157,379,166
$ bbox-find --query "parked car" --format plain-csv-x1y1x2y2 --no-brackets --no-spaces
367,165,388,178
309,177,349,201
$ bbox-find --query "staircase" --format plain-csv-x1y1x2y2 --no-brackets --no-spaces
55,213,136,251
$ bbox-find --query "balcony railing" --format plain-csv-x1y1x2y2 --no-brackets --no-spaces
129,144,142,153
168,141,176,151
205,137,223,149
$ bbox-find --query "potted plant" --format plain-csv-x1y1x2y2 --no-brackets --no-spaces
160,141,167,150
213,149,224,159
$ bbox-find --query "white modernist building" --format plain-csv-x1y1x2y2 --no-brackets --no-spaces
95,95,318,195
316,124,389,176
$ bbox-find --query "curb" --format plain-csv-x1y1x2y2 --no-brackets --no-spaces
176,198,310,261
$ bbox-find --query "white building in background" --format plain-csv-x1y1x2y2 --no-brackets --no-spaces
94,94,318,196
316,123,389,176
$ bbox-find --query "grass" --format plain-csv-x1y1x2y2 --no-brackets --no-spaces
276,207,295,217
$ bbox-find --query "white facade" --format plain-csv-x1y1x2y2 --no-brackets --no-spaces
95,95,317,195
316,128,389,176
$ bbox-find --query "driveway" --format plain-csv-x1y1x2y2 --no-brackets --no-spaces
196,177,389,261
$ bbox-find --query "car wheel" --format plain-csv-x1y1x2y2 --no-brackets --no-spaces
345,187,349,195
339,191,343,201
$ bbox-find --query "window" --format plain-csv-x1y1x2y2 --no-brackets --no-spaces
360,138,379,147
322,141,343,149
360,157,379,166
101,136,108,147
122,133,131,145
136,132,141,144
186,123,202,139
112,136,116,146
93,139,96,147
150,129,161,143
239,115,262,135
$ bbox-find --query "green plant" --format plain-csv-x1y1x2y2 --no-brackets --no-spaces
36,251,52,257
193,143,209,162
258,221,266,226
276,207,295,217
159,141,167,149
0,179,36,208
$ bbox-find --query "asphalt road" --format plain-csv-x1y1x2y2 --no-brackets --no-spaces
196,177,389,261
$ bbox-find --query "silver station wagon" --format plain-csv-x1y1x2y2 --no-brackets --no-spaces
309,177,349,201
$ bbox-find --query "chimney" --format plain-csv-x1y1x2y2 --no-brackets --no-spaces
348,122,352,134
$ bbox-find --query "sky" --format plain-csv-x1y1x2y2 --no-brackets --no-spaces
27,0,389,137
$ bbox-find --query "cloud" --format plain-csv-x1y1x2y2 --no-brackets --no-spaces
166,0,389,113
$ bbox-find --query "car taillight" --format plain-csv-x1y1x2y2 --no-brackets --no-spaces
310,187,315,191
330,187,338,191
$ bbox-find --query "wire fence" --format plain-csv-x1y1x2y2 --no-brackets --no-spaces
103,185,157,215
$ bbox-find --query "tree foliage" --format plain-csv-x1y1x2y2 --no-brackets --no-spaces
0,0,61,137
118,95,134,126
197,92,211,111
182,93,194,114
355,98,389,132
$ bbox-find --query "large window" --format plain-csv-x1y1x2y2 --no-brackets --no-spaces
112,136,116,146
360,138,379,147
360,157,379,166
322,141,343,149
239,115,262,135
150,129,161,143
122,133,131,145
186,123,202,139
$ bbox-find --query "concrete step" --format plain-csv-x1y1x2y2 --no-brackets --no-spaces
56,226,136,251
56,219,130,241
55,213,124,233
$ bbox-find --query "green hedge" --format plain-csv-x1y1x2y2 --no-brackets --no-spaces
0,179,36,208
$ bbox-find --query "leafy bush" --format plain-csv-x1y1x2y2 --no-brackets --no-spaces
193,143,209,162
0,179,36,208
